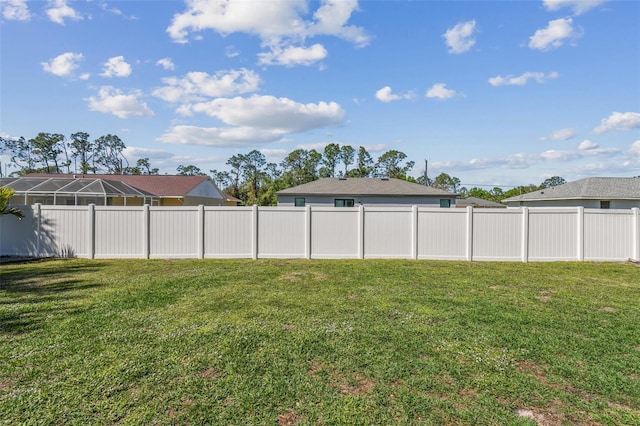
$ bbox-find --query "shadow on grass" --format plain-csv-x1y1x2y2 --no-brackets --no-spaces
0,261,107,335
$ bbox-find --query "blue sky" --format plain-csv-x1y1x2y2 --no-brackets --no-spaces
1,0,639,188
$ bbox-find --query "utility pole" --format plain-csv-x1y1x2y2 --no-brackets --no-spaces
424,159,428,186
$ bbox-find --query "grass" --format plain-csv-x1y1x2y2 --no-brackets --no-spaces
1,259,639,425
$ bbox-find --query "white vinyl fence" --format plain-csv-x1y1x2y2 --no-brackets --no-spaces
1,205,638,262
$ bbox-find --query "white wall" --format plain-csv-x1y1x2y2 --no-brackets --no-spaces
1,205,638,262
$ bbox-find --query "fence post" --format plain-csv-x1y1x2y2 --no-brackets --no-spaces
358,204,365,259
198,205,205,259
252,204,258,260
521,207,529,263
633,208,639,262
411,205,418,260
35,203,42,257
305,205,312,259
143,204,150,259
466,206,473,261
88,204,95,259
577,206,584,261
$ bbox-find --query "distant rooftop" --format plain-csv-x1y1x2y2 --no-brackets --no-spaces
276,177,456,196
502,177,640,202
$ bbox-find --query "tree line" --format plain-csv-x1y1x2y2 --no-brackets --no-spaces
1,131,565,206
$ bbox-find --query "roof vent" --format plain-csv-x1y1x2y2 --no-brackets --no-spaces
338,177,347,180
380,177,389,181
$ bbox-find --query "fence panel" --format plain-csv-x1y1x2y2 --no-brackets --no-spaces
204,207,254,258
417,208,467,259
258,207,306,258
95,207,145,258
149,207,199,258
311,208,359,258
584,210,633,261
364,207,412,258
39,206,89,257
0,206,38,256
528,209,578,260
473,209,522,260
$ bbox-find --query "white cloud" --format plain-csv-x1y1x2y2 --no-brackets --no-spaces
630,141,640,156
443,20,477,54
258,43,328,67
528,18,580,51
375,86,415,103
101,56,132,78
79,73,90,80
426,83,456,100
593,112,640,134
225,46,240,58
158,125,286,147
182,95,345,133
156,58,175,71
542,0,610,15
153,68,260,103
41,52,83,77
87,86,154,119
541,127,576,141
123,146,174,160
488,71,559,86
166,0,368,67
2,0,31,21
46,0,82,25
160,94,344,147
375,86,401,103
578,140,598,151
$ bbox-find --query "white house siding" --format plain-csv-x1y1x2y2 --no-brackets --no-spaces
278,195,455,207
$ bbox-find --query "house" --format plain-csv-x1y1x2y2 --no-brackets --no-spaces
276,177,456,207
502,177,640,208
223,193,242,206
456,196,506,208
0,174,226,206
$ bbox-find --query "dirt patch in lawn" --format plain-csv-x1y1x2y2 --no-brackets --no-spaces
277,408,304,426
197,367,220,379
308,361,374,395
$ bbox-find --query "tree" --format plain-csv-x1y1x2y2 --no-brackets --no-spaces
280,149,322,187
375,150,415,179
1,136,37,174
321,143,341,178
94,134,128,174
431,173,460,193
69,132,94,174
339,145,355,176
176,164,205,176
348,146,374,178
29,132,66,173
0,187,24,220
540,176,566,189
241,150,267,205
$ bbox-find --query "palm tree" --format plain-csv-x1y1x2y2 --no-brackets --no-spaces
0,187,24,220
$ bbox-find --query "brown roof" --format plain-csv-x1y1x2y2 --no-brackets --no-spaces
276,178,456,196
28,174,212,197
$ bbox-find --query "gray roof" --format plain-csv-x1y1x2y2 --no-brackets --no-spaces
457,196,506,208
276,178,456,197
502,177,640,202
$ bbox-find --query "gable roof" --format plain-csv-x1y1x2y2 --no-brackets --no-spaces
502,177,640,202
27,174,216,197
276,178,456,197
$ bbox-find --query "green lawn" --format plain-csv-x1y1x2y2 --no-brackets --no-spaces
1,259,639,425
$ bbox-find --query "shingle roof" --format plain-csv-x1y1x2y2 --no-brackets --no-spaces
276,178,456,196
457,197,506,208
27,174,213,197
502,177,640,202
